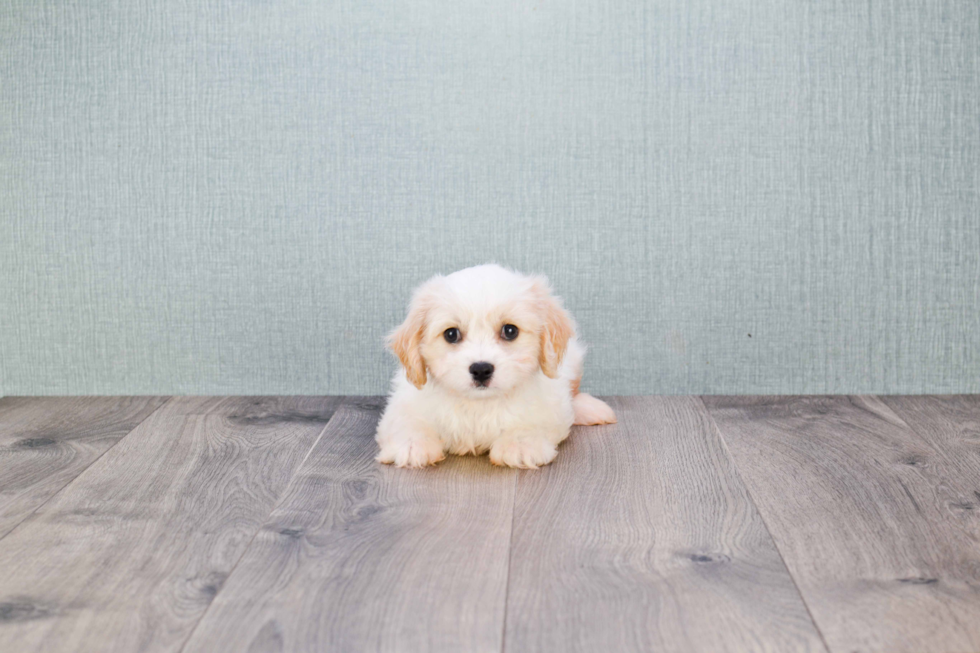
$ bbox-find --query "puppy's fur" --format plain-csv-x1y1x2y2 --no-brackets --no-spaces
376,264,615,469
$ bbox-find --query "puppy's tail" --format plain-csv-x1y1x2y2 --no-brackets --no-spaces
561,337,616,425
572,392,617,425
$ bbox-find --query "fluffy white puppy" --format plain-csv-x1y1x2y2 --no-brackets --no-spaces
376,264,616,469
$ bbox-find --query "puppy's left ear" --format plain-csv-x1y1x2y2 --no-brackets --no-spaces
386,278,440,389
532,276,575,379
388,308,427,389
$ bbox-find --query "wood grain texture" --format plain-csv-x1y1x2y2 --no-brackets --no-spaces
504,396,826,653
183,397,517,653
703,396,980,653
0,396,340,653
0,396,169,539
880,395,980,489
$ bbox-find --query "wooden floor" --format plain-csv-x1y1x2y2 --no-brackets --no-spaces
0,396,978,652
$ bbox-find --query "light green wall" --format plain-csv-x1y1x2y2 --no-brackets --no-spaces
2,0,978,396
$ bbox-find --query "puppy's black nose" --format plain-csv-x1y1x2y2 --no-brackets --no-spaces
469,362,494,383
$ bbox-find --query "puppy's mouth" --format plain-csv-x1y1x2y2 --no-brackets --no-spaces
472,381,492,390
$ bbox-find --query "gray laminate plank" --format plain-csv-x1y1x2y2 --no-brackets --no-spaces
182,397,516,653
879,395,980,489
0,396,340,653
703,395,980,653
0,396,169,539
504,396,826,653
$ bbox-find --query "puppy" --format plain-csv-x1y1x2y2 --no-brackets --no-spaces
376,264,615,469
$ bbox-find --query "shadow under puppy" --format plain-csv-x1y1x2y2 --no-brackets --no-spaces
377,264,616,469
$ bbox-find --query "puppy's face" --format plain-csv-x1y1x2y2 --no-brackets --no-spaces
388,265,573,398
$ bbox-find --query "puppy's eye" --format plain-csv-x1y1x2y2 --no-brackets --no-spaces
444,327,460,344
501,324,519,341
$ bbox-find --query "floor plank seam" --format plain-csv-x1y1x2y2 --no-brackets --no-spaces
0,396,174,544
9,396,977,652
870,395,951,460
697,396,833,653
175,397,348,653
498,469,520,653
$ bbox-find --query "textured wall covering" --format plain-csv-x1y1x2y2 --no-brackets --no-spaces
1,1,978,396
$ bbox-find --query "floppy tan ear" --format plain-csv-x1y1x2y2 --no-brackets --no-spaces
387,308,427,388
386,278,441,389
533,277,574,379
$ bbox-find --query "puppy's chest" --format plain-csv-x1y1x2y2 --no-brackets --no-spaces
432,400,533,449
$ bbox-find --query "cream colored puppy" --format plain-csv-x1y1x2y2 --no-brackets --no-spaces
376,264,616,469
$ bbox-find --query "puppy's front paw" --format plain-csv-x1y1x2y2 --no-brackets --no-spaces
376,436,446,468
489,437,557,469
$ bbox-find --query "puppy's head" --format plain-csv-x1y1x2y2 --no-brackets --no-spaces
387,264,574,398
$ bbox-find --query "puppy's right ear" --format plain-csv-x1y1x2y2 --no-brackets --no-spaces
530,275,575,379
386,279,440,389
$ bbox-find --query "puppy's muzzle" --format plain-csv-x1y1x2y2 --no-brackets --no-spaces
469,361,494,386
